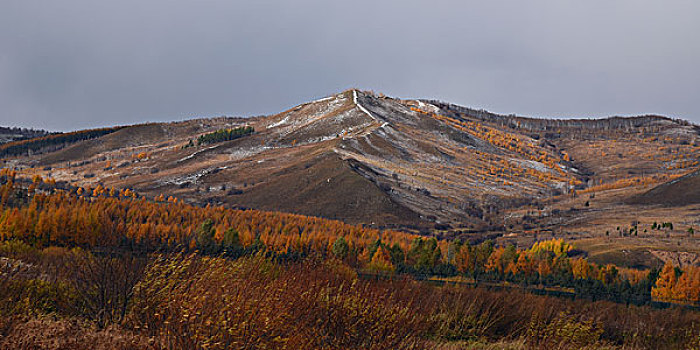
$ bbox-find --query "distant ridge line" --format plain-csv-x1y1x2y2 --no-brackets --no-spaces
424,99,695,131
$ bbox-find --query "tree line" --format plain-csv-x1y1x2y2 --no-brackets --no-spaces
0,126,122,157
195,126,254,146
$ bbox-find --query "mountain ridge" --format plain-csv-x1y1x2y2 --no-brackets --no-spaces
3,89,699,242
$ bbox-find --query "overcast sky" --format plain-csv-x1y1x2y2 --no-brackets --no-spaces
1,1,699,131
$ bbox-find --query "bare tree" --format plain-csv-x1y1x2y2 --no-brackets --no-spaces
64,248,148,328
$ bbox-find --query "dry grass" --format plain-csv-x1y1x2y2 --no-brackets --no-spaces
0,316,155,350
2,250,700,349
122,254,700,349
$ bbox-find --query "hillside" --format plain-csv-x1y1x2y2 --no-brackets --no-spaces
3,90,700,244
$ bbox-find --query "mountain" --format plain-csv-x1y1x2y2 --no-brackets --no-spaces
3,90,700,241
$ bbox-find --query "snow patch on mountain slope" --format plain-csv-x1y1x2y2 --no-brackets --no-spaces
177,145,220,163
353,90,378,121
267,116,290,129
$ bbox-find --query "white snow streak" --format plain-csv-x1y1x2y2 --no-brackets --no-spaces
414,100,440,114
267,116,290,129
177,145,219,163
353,90,377,120
310,95,334,104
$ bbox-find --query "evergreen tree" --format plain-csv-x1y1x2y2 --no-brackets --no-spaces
196,219,216,253
222,228,241,253
331,236,349,259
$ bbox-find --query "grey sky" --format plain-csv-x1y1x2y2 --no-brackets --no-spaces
1,1,699,131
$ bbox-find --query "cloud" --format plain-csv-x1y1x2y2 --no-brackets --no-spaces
1,0,698,131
